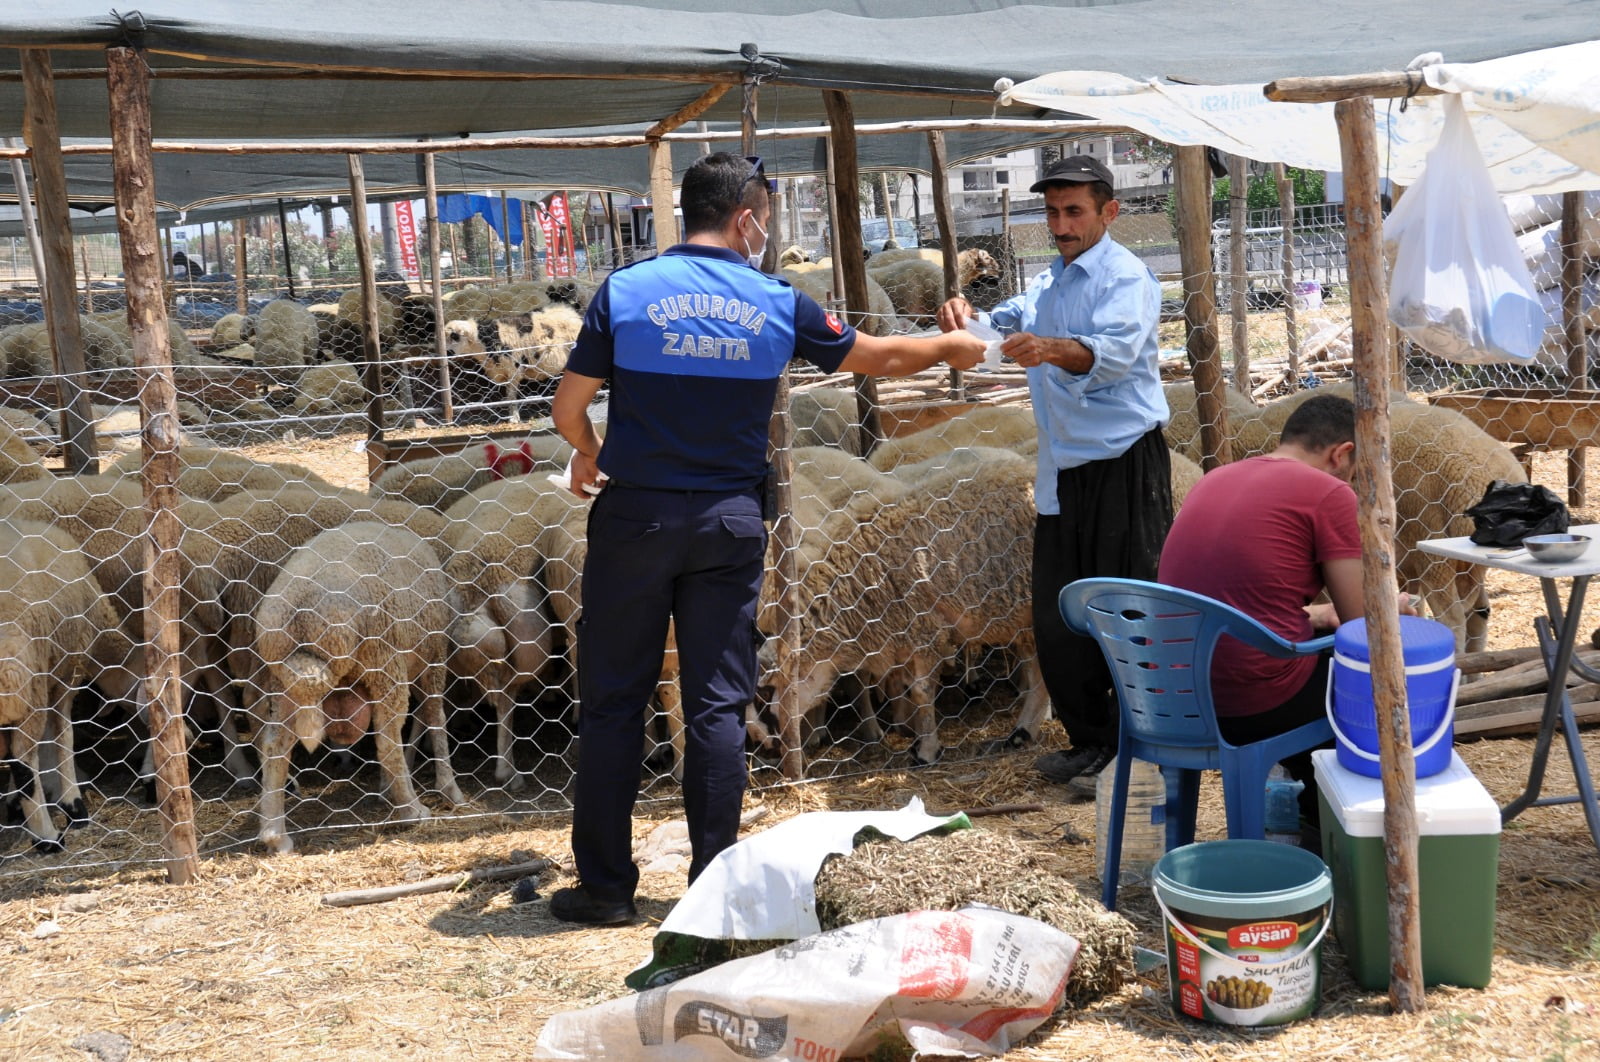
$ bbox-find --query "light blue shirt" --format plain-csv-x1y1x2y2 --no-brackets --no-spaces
986,234,1167,515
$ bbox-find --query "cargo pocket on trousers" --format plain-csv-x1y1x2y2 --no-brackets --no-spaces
720,513,767,556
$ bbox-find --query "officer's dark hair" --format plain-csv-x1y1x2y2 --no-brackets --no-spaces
1280,394,1356,452
681,152,767,235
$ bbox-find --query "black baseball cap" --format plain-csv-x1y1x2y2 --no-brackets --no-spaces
1030,155,1115,194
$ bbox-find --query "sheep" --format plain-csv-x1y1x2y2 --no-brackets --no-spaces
866,249,1003,323
777,245,811,267
87,311,203,367
250,522,462,854
442,286,493,323
0,414,49,486
781,265,898,337
760,455,1041,766
0,406,50,454
866,404,1038,472
1169,449,1204,510
211,313,249,349
1161,381,1266,465
369,433,573,511
106,446,331,502
0,519,129,851
0,316,131,377
790,386,864,454
437,476,575,789
545,277,600,314
288,360,367,419
335,286,401,342
440,306,581,422
242,299,319,388
487,281,551,317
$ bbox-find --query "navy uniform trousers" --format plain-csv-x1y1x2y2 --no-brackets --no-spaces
570,482,767,901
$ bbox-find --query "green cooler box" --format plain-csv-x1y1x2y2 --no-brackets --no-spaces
1314,749,1499,989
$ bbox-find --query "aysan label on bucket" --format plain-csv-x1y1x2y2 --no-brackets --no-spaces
1167,908,1325,1027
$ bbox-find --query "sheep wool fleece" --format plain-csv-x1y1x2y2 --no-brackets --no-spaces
566,243,855,900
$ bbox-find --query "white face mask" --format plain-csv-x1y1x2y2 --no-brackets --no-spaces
742,213,768,269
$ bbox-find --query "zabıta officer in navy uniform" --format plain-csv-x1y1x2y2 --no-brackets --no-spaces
549,152,985,925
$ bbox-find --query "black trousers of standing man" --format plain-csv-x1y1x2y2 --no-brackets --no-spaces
1030,426,1173,749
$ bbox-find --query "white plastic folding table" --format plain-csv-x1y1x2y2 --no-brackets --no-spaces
1420,524,1600,850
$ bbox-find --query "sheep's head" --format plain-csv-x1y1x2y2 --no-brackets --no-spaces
957,248,1001,288
778,245,810,267
441,319,486,358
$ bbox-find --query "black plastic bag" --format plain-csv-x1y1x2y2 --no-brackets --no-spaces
1465,480,1569,547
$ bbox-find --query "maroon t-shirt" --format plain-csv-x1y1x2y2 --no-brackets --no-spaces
1157,455,1361,716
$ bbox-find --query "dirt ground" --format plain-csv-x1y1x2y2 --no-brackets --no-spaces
2,418,1600,1060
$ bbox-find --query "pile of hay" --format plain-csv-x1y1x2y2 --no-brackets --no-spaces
813,828,1135,1002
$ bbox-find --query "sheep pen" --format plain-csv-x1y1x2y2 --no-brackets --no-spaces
0,369,1596,1060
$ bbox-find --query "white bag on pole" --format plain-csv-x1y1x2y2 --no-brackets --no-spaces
1385,94,1547,364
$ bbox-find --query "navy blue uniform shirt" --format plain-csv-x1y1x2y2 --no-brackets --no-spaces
567,245,857,491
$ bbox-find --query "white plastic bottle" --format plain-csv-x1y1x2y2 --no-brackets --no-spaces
1264,762,1306,845
1095,756,1168,885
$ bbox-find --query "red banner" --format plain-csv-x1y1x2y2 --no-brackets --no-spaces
394,199,420,280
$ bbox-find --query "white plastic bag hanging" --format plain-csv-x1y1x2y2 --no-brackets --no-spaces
1384,94,1546,364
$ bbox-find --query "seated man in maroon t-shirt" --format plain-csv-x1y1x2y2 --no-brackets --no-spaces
1158,394,1412,841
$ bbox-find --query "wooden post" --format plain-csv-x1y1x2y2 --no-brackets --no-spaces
1563,190,1587,506
346,154,389,476
877,172,894,236
763,181,785,274
745,75,800,782
825,90,886,456
1000,186,1011,247
233,217,248,315
1388,184,1408,393
648,139,678,251
1276,163,1300,384
80,236,94,313
1228,154,1250,395
1336,95,1424,1014
276,198,296,299
422,152,454,425
2,137,48,287
927,131,964,398
522,200,536,280
107,44,199,886
500,190,515,283
604,191,623,268
21,49,98,475
447,222,461,283
1175,145,1228,470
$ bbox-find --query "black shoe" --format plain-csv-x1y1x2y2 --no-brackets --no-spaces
1034,745,1114,786
549,884,638,926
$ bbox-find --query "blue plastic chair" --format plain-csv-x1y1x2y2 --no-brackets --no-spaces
1059,578,1335,910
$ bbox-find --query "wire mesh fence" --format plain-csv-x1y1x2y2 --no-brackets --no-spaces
0,187,1594,879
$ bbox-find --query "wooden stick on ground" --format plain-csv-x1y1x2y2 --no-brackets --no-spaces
321,858,552,908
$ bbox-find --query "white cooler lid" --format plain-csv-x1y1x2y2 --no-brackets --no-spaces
1313,749,1502,837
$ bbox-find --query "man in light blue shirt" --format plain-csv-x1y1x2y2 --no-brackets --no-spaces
938,154,1172,792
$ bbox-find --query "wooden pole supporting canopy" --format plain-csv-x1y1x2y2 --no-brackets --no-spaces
1227,153,1250,395
926,130,963,398
423,151,454,424
346,154,390,479
107,44,199,886
1335,95,1424,1014
1265,72,1444,104
1563,191,1588,506
824,89,886,458
21,49,98,475
1174,144,1228,470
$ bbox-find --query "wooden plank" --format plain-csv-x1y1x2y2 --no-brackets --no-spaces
1265,73,1443,104
0,367,259,411
108,44,198,886
1338,94,1422,1013
1429,387,1600,451
1456,698,1600,739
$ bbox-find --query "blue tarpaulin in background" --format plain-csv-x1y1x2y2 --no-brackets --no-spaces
437,194,523,245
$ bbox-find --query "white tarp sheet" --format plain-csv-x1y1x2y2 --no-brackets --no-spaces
999,42,1600,195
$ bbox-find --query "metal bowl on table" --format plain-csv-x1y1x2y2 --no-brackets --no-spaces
1524,533,1591,564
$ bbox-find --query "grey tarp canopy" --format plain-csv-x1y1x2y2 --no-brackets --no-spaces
3,1,1599,140
0,123,1077,230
